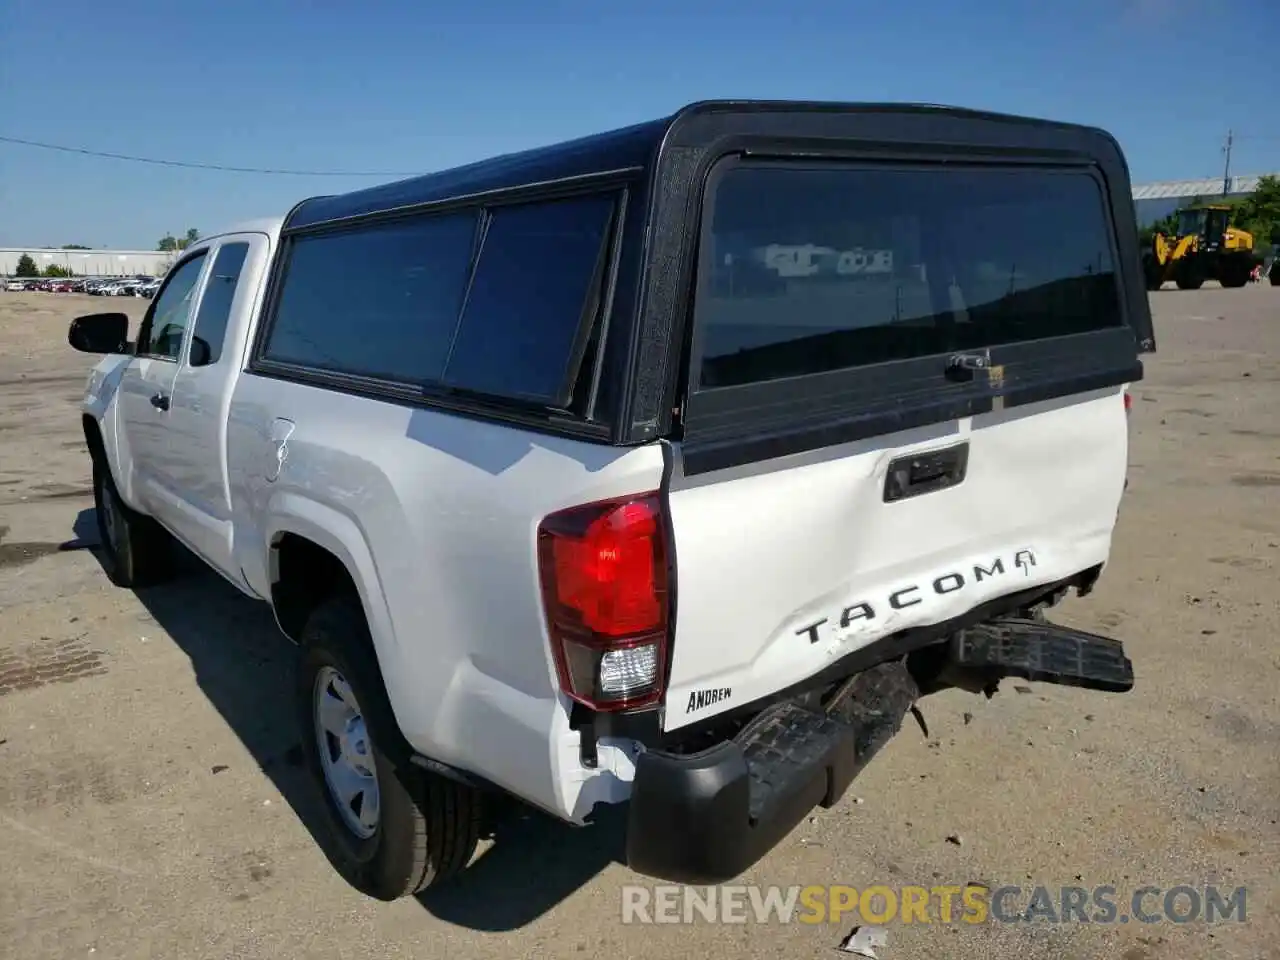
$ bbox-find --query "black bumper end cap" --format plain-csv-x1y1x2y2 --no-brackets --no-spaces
625,742,756,885
624,710,861,886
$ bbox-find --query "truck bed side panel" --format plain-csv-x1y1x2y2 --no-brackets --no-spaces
226,374,666,819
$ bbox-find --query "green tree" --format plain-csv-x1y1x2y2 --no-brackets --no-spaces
157,229,201,252
1138,212,1179,248
61,244,91,250
14,253,39,277
43,264,74,278
1231,175,1280,248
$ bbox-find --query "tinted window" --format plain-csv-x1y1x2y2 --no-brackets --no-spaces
696,165,1124,389
265,212,478,381
189,242,249,367
443,193,615,405
138,253,208,360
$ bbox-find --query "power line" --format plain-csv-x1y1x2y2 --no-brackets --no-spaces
0,134,422,177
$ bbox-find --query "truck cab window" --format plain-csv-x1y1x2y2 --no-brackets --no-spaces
189,243,249,367
137,253,208,360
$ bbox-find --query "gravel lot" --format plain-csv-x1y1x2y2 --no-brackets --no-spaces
0,287,1277,960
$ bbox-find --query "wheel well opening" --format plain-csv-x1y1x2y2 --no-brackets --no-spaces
82,415,106,465
271,534,358,643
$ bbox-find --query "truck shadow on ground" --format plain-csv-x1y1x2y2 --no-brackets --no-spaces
73,507,625,931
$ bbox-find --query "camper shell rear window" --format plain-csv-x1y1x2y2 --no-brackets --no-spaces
693,162,1125,391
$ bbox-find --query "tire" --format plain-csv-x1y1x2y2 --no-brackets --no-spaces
297,593,481,900
1217,258,1251,289
92,458,171,588
1174,266,1204,290
1142,257,1164,291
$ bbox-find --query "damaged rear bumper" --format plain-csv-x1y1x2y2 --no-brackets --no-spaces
624,617,1133,885
626,660,916,885
951,616,1134,693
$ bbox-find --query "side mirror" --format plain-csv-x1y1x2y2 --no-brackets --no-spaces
68,313,129,354
188,336,212,367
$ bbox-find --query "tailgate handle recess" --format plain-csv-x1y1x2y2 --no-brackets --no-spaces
884,442,970,502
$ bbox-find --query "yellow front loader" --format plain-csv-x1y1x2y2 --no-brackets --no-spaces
1143,203,1257,290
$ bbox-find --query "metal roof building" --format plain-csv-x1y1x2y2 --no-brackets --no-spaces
1132,173,1277,227
0,247,175,278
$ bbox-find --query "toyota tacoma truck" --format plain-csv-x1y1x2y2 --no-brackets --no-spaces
70,100,1153,901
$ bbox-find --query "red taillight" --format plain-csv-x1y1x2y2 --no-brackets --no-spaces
537,494,670,711
1123,390,1132,413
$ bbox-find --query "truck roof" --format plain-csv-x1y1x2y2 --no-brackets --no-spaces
283,99,1119,232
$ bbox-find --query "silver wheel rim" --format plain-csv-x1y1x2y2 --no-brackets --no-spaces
99,482,121,555
313,666,380,839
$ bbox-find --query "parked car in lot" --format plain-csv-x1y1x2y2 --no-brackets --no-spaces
68,99,1154,901
85,278,138,295
4,280,26,292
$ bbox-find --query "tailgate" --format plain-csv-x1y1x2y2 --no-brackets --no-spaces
657,143,1145,732
663,389,1128,731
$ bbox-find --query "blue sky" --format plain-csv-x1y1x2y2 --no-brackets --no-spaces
1,0,1276,249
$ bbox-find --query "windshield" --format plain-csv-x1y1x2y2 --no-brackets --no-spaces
1203,208,1230,239
1177,208,1207,237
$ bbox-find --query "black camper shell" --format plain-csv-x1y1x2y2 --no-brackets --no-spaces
251,100,1155,472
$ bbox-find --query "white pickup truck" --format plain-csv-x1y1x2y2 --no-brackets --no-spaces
70,100,1154,901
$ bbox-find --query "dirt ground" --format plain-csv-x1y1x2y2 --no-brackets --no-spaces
0,288,1277,960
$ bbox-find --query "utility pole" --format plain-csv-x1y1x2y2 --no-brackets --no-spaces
1222,129,1234,197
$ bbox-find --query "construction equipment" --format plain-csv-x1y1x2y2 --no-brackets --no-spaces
1143,203,1258,290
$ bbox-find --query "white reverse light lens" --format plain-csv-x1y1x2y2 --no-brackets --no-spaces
598,644,658,698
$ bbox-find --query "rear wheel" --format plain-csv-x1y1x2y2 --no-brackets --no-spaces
1174,261,1205,290
1217,258,1251,288
92,458,171,588
297,593,481,900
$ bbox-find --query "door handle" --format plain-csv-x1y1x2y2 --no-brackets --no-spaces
150,393,170,411
883,442,970,502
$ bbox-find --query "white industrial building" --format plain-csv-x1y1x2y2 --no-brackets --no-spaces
1132,174,1278,228
0,247,175,278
